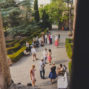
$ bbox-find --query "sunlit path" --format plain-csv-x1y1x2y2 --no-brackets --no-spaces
10,30,69,89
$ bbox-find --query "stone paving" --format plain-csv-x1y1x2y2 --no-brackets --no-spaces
10,31,70,89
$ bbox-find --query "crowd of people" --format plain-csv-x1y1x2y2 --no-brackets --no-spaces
24,32,68,89
30,63,68,89
24,32,60,56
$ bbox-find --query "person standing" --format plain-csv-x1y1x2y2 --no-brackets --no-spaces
47,49,52,64
45,34,47,44
39,37,42,47
30,65,36,87
57,64,68,89
31,46,37,61
35,36,39,47
49,63,57,84
50,34,53,44
43,48,48,64
41,36,44,46
24,48,30,56
55,35,59,47
26,41,29,51
58,33,60,39
48,33,51,44
47,34,49,44
39,59,45,79
56,64,64,76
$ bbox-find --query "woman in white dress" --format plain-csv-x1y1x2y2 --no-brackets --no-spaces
31,46,37,61
56,64,68,89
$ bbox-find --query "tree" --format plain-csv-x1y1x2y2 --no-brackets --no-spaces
6,0,15,3
34,0,40,22
42,10,51,29
8,10,22,27
0,0,41,37
0,12,11,89
39,0,68,29
19,0,33,23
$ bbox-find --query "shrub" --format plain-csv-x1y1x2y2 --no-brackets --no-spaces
6,40,14,43
65,38,73,74
6,40,19,47
65,43,73,59
68,61,72,74
65,38,73,43
7,43,20,53
65,38,73,59
8,46,26,62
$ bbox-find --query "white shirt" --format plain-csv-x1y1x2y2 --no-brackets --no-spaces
31,48,36,54
26,42,29,48
45,35,47,39
50,35,52,38
55,36,58,41
39,38,42,44
43,50,47,58
24,50,30,55
39,61,45,71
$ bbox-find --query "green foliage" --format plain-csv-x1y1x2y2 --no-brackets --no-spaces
8,46,26,62
39,0,68,28
7,43,21,54
8,10,22,27
19,0,33,23
42,10,51,29
0,0,33,32
68,61,72,74
6,40,19,47
0,0,16,8
34,0,40,22
65,38,73,74
0,1,22,31
6,0,15,3
65,38,73,59
7,22,41,37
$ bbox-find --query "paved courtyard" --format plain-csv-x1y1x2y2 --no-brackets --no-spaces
10,30,70,89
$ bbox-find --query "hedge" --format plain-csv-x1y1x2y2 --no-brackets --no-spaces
6,40,14,43
68,61,72,74
8,46,26,62
65,38,73,59
7,43,21,54
65,38,73,74
6,40,19,47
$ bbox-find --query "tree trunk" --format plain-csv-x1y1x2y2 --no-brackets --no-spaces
0,13,11,89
